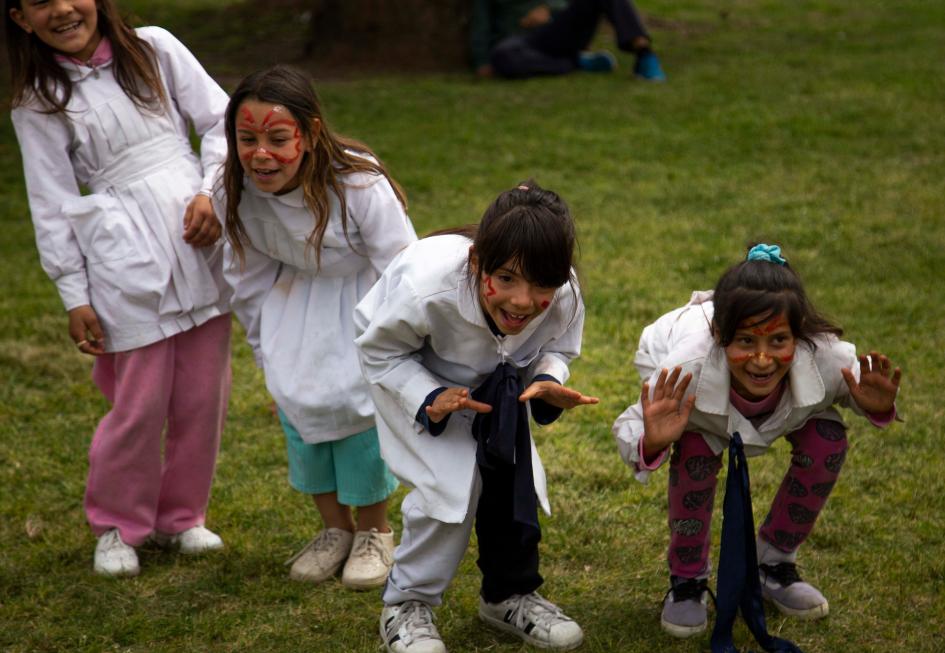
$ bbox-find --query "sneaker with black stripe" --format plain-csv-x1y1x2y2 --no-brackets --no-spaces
380,601,446,653
479,592,584,650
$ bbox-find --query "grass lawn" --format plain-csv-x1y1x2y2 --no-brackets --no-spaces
1,1,943,651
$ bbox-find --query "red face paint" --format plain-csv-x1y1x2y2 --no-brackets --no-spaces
237,105,303,165
779,354,795,364
540,300,550,310
484,276,497,297
729,354,752,363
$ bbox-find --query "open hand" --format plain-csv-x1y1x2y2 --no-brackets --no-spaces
183,194,221,247
641,367,696,457
842,351,901,415
426,387,492,423
68,305,106,356
519,380,599,409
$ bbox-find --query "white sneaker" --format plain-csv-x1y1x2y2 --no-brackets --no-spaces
342,528,395,589
479,592,584,651
380,601,446,653
286,528,353,582
94,529,140,577
153,525,224,555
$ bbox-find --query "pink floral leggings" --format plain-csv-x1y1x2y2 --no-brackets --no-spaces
667,419,848,578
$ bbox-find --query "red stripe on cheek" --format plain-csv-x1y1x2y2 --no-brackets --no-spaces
729,354,752,363
779,354,795,364
485,276,497,297
540,300,549,310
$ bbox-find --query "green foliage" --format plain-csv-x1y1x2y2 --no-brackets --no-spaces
2,1,944,651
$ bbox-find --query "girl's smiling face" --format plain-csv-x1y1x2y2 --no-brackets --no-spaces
10,0,101,62
235,99,315,194
723,312,796,399
476,257,556,335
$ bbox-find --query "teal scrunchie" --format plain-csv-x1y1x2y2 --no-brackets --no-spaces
746,243,787,266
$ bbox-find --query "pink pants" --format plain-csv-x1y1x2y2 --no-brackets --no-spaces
84,315,232,546
667,419,848,578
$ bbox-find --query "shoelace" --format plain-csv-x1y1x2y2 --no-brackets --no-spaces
503,593,569,632
351,531,392,565
666,577,715,604
100,530,123,550
284,530,345,566
386,601,439,645
760,562,802,586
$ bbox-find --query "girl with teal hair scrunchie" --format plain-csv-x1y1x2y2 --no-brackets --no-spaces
613,243,903,652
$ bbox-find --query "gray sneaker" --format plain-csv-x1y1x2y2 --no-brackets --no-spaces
759,562,829,619
661,576,709,638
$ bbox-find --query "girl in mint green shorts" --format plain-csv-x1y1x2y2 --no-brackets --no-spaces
216,65,418,589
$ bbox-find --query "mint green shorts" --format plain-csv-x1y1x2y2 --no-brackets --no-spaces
277,409,398,506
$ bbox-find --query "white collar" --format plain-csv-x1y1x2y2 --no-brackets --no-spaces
244,178,307,208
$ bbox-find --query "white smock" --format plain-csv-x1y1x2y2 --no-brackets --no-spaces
612,291,871,483
354,234,585,524
219,170,417,443
11,27,231,352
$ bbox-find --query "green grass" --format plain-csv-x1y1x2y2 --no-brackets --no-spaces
2,1,944,651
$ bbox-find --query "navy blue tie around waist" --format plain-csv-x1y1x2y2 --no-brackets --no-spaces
471,362,539,529
711,432,804,653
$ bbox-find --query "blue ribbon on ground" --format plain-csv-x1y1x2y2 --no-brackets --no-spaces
710,432,804,653
471,362,539,529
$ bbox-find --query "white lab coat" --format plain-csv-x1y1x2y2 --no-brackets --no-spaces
613,291,869,483
353,234,584,524
219,171,417,442
11,27,230,352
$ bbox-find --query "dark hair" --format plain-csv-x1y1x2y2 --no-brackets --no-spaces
223,64,407,269
711,245,842,348
429,180,577,293
5,0,167,113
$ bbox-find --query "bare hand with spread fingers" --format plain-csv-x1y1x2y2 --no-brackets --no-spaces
641,367,696,458
841,351,901,415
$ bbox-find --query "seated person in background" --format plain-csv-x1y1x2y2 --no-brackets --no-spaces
471,0,666,81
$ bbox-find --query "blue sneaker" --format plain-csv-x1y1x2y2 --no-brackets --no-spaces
577,50,617,73
634,50,666,81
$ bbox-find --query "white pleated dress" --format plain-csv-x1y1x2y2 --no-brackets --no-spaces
11,27,231,352
218,170,417,443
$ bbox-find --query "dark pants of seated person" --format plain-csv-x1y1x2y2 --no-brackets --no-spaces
491,0,649,78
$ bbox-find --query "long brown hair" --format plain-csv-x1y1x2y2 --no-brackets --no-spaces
222,64,407,269
5,0,167,112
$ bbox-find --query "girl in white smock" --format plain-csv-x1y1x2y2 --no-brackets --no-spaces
355,182,598,653
218,65,417,590
612,244,902,639
8,0,232,578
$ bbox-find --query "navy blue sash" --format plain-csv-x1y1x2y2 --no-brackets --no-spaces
470,362,539,529
711,432,804,653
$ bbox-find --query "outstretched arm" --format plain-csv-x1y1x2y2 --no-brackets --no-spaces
841,351,901,415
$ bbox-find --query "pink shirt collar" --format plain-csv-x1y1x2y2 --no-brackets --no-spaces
729,381,785,418
54,36,112,68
